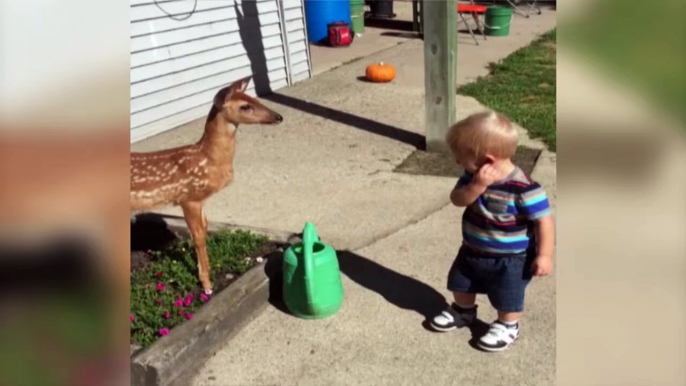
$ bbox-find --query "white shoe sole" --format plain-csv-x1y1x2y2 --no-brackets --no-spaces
477,336,518,352
429,322,457,332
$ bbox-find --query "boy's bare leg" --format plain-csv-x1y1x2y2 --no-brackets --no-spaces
497,311,522,323
453,292,476,306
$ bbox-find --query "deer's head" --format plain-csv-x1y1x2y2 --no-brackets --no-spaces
211,76,283,125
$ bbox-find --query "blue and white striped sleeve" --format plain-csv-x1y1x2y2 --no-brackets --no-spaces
516,183,551,220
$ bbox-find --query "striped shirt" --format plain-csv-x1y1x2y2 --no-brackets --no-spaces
457,167,551,255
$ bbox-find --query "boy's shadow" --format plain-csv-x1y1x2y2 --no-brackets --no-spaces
337,250,447,331
264,248,490,346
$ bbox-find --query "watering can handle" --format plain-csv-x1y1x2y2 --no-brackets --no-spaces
302,222,319,305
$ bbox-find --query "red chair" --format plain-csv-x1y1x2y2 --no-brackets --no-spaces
457,3,488,45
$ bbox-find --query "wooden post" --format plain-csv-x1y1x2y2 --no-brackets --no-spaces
423,0,457,154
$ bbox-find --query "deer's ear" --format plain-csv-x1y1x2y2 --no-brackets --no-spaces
213,88,230,110
214,76,252,109
229,76,251,95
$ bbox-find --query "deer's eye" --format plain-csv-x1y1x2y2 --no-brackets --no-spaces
239,105,252,112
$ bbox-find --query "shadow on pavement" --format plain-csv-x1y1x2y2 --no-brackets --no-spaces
263,92,427,150
364,17,415,32
265,248,449,326
234,0,426,149
337,250,449,322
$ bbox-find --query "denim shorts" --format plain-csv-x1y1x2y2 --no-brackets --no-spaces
447,245,535,313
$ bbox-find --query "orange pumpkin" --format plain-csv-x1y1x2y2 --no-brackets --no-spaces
365,62,396,83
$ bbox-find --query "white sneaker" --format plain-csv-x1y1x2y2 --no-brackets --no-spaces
430,303,477,332
477,321,519,352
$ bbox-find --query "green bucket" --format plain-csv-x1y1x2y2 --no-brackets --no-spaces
350,0,365,35
485,6,513,37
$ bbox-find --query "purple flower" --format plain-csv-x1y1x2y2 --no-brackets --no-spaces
173,298,183,308
185,313,194,321
159,328,170,336
178,310,186,317
156,282,165,292
163,312,171,319
200,293,210,302
184,294,193,307
130,314,134,323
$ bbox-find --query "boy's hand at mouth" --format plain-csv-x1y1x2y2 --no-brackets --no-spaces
473,163,500,188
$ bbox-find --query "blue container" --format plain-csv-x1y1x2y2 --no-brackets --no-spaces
304,0,352,45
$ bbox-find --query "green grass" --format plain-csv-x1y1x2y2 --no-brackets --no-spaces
458,29,557,151
130,230,269,348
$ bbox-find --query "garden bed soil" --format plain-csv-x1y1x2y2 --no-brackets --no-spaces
394,146,542,178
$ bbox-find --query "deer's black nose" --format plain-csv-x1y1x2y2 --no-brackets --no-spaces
274,114,283,123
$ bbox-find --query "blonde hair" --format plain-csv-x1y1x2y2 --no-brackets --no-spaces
445,110,518,160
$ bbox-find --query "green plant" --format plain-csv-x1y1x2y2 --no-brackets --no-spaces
458,29,557,151
130,230,269,347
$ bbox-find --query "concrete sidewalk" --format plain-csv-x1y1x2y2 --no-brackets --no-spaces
131,8,556,251
191,179,555,386
131,8,557,385
186,153,556,385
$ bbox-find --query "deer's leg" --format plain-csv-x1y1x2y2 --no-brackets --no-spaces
180,201,213,294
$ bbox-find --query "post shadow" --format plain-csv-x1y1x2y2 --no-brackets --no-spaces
262,92,427,150
232,0,426,149
235,0,272,96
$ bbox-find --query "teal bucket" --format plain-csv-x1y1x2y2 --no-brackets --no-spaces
485,6,513,37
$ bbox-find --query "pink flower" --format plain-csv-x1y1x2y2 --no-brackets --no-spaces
159,328,170,336
184,294,193,306
173,299,183,308
154,271,163,278
185,313,194,321
163,312,171,319
156,282,165,292
200,293,210,302
130,314,134,323
178,310,186,317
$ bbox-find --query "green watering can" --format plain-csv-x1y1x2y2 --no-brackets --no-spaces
283,222,344,319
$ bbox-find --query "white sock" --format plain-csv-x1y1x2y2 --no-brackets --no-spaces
499,319,519,328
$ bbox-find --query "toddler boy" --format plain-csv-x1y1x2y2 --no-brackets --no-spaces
430,110,555,352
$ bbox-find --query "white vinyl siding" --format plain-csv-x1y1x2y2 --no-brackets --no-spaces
130,0,308,143
282,0,312,84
